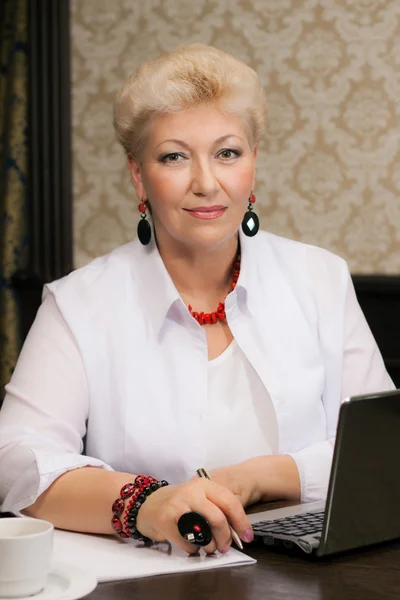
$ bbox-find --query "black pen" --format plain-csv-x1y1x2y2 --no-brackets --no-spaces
196,467,243,550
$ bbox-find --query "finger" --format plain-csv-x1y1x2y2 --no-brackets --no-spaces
171,524,214,555
170,531,202,555
199,500,232,554
158,505,213,555
205,483,254,544
160,519,203,554
172,506,218,555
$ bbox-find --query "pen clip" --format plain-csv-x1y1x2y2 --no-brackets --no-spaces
196,468,210,480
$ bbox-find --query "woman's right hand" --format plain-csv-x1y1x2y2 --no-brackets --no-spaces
135,478,254,554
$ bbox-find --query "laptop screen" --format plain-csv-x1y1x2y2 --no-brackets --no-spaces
320,389,400,556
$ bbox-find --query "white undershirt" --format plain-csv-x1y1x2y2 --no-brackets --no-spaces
205,340,279,471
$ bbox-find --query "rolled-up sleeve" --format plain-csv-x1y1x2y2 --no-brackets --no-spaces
0,293,113,513
289,269,394,503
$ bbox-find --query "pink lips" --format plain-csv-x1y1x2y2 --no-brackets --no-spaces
185,206,227,220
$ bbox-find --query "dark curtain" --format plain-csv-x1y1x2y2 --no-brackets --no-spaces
0,0,29,404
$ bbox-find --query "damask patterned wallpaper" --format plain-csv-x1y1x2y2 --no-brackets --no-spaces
71,0,400,273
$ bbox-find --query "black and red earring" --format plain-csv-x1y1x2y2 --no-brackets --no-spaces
241,192,259,237
137,200,152,245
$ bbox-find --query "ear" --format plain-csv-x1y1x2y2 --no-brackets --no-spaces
251,145,258,189
128,154,146,200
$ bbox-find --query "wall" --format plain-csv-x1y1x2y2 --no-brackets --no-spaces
71,0,400,272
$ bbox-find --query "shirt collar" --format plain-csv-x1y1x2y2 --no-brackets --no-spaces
132,229,258,336
234,228,258,316
132,236,182,336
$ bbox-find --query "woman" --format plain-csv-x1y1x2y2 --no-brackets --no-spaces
0,45,393,555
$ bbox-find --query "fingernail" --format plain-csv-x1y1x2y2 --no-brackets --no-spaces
222,545,230,554
244,528,254,543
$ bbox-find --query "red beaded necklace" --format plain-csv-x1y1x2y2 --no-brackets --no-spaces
188,254,241,326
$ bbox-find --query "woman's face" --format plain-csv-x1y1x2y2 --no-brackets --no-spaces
128,104,257,252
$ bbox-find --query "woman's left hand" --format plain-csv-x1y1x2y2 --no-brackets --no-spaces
207,461,261,508
208,455,301,508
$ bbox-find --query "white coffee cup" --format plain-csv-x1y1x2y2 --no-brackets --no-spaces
0,518,54,598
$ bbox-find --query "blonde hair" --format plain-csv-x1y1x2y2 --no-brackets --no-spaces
113,44,267,160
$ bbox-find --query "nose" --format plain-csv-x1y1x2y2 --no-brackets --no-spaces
190,158,219,197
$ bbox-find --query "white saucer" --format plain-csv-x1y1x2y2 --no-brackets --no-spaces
1,562,97,600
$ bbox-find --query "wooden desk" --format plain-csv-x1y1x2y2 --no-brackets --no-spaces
2,503,399,599
86,501,400,600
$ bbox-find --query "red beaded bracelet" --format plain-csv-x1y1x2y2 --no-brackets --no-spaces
111,475,169,542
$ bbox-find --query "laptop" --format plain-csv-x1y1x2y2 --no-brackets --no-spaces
247,389,400,557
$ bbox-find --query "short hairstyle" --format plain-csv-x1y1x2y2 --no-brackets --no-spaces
113,44,267,161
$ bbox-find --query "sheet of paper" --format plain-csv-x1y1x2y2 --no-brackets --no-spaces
53,529,256,582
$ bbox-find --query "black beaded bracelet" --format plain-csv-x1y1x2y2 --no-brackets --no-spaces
123,479,169,542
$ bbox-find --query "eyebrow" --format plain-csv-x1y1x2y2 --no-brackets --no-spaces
155,134,244,150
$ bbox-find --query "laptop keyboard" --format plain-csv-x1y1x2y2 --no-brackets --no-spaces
252,510,325,538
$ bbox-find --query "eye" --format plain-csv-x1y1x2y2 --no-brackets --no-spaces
217,148,241,160
159,152,185,163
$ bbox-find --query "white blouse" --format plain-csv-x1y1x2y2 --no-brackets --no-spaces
0,230,394,513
